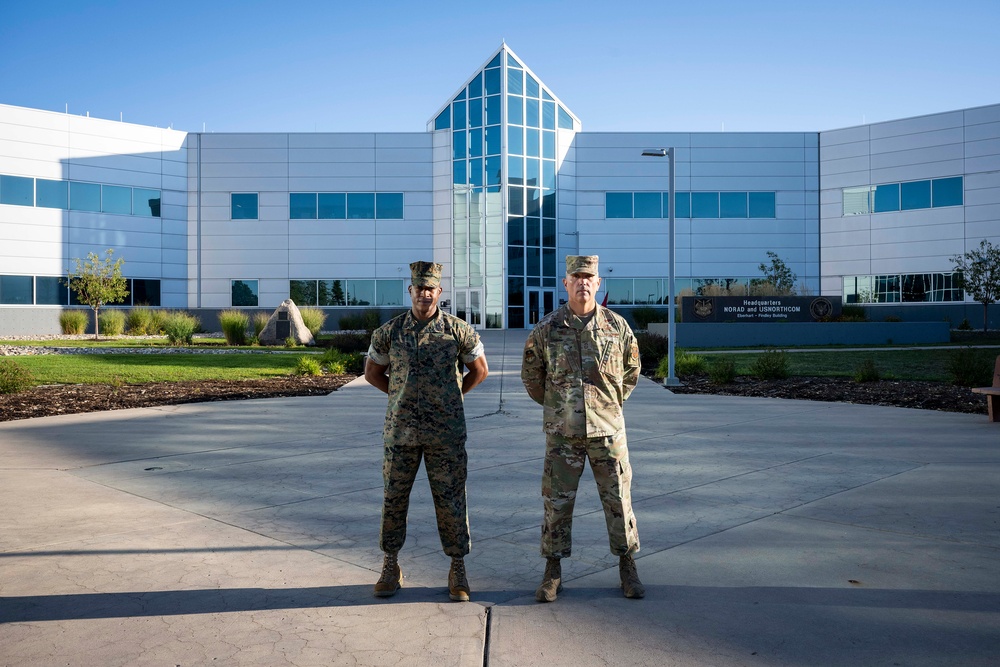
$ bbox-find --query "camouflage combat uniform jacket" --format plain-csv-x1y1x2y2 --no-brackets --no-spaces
368,308,484,445
521,304,641,438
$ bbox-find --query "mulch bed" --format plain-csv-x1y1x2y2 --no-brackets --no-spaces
0,375,357,422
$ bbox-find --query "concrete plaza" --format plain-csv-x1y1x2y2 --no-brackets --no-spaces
2,330,999,665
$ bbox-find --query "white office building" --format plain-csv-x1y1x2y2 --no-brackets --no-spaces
1,44,998,334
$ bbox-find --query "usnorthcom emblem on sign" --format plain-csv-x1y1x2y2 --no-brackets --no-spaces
693,298,714,320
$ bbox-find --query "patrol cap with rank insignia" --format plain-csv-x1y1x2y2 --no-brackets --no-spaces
410,261,443,288
565,255,599,276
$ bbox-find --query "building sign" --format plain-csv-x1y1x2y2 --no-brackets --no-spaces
682,296,842,323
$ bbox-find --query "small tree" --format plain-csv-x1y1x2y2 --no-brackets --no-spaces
751,251,797,295
951,239,1000,332
64,249,129,339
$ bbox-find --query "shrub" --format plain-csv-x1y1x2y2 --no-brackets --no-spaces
957,318,973,331
635,332,669,371
630,306,668,331
338,313,363,331
662,349,707,378
839,305,867,322
126,308,154,335
148,309,170,335
361,309,382,334
99,310,126,336
750,348,790,380
947,347,994,387
218,310,250,346
284,336,298,348
0,358,34,394
299,307,327,337
884,315,902,322
321,331,371,354
853,357,881,383
294,355,323,376
163,311,200,345
59,310,89,335
708,356,737,384
321,348,366,374
252,312,269,340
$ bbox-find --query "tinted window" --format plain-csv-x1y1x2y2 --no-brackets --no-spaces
484,68,501,95
0,275,32,304
36,276,67,305
507,68,523,96
634,192,662,218
485,156,501,186
485,125,501,156
542,160,555,190
318,193,346,219
453,159,467,185
102,185,131,214
508,126,523,156
674,192,691,218
542,101,555,130
606,192,633,218
131,279,161,306
376,193,403,219
720,192,748,218
933,177,963,207
542,131,555,159
692,192,720,218
452,101,466,130
873,184,899,213
525,74,539,98
749,192,776,218
319,280,346,306
231,193,258,220
508,95,524,125
900,180,931,210
70,181,101,211
347,193,375,219
377,279,405,306
345,279,375,306
231,279,258,306
290,193,317,219
509,186,524,216
434,109,450,130
485,95,501,125
468,98,483,128
558,106,573,130
36,179,69,209
133,188,160,217
508,246,525,275
526,98,539,128
290,279,317,305
0,175,33,206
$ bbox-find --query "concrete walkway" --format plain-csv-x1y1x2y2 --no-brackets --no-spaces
2,330,998,666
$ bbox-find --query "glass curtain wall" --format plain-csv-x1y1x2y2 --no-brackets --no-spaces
444,47,568,328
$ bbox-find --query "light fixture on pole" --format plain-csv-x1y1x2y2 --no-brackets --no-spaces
641,147,680,386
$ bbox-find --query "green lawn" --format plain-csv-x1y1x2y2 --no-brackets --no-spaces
12,352,320,385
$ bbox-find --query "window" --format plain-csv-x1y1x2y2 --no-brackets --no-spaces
36,276,67,305
873,184,899,213
102,185,132,214
634,192,661,218
133,188,161,217
347,193,375,219
674,192,691,218
508,95,524,126
720,192,748,218
842,186,872,216
36,179,69,209
130,279,161,306
604,278,633,305
844,272,963,303
933,177,963,207
558,106,574,130
319,280,346,306
345,279,375,306
376,279,405,306
231,279,258,306
634,278,661,305
375,193,403,219
434,109,450,130
290,193,317,219
749,192,776,218
0,175,33,206
691,192,720,218
231,193,258,220
290,279,317,305
0,275,32,304
319,193,346,219
900,180,931,210
606,192,633,218
70,181,101,212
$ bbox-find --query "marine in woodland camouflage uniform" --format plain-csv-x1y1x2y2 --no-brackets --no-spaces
521,254,645,601
365,261,489,601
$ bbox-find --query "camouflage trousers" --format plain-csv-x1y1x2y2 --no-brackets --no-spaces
380,437,471,558
540,430,639,558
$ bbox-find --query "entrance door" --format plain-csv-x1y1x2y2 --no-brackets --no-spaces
527,287,555,326
455,288,484,329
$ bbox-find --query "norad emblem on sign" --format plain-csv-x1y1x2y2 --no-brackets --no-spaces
683,296,842,323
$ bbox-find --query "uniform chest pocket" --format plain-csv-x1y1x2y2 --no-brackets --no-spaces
598,336,624,378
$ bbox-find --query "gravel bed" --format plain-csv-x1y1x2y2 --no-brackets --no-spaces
0,334,309,356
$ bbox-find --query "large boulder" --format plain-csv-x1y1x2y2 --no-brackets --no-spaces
257,299,315,346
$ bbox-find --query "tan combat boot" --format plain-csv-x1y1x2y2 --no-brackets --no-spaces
535,557,563,602
448,556,471,601
619,553,645,599
373,552,402,598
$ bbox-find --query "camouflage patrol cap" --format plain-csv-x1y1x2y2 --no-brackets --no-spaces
410,261,443,288
565,255,599,276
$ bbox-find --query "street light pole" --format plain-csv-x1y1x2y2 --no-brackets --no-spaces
641,147,680,386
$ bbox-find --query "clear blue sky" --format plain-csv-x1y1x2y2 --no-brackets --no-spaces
2,0,998,134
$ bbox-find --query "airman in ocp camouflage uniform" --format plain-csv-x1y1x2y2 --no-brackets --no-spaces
365,261,489,602
521,254,644,602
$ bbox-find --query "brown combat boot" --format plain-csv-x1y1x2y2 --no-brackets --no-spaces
535,557,563,602
448,557,471,601
373,552,402,598
619,553,645,599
